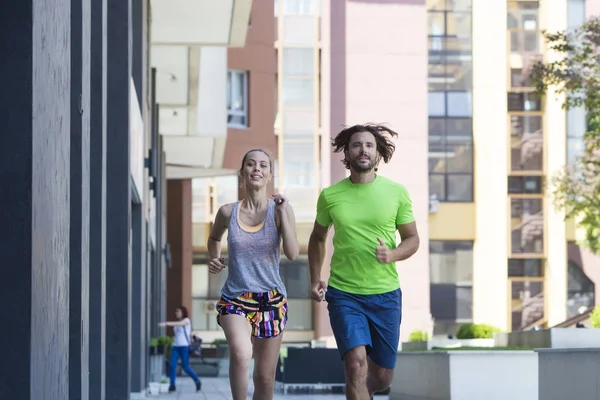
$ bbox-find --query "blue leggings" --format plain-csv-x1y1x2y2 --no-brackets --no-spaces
170,346,200,386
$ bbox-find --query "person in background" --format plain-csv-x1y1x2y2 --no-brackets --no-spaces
207,149,300,400
159,306,202,393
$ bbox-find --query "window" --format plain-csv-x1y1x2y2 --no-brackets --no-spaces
275,0,318,16
507,176,543,194
227,70,248,128
430,241,473,330
508,259,544,277
280,255,313,330
427,3,474,203
510,198,543,254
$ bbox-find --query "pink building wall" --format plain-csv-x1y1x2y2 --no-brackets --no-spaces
321,0,430,342
586,0,600,17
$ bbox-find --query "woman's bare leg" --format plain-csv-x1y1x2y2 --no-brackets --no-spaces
219,314,253,400
251,334,284,400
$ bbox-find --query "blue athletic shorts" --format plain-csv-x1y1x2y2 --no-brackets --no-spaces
325,285,402,370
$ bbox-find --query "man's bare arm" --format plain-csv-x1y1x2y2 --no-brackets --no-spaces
308,221,330,283
390,221,420,262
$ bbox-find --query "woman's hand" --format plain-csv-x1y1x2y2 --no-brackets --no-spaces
272,193,289,213
158,322,167,327
208,257,226,274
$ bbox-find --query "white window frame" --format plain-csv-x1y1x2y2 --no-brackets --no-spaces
227,70,249,128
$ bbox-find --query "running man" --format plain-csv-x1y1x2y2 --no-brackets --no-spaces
308,123,420,400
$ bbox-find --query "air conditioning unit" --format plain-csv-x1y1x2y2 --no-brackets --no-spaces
429,194,440,214
205,300,217,313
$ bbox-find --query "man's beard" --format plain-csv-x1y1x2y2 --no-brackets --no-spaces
350,156,376,173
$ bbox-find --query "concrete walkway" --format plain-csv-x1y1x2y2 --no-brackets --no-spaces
155,377,389,400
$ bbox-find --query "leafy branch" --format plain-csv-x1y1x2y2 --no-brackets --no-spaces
529,17,600,254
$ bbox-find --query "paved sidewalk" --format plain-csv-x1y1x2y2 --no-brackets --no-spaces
155,377,389,400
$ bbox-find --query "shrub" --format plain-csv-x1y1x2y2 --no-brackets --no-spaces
591,305,600,328
408,330,429,342
456,323,501,339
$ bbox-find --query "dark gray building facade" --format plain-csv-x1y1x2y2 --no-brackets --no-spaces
0,0,166,399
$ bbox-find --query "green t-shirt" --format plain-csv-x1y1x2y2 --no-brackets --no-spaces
316,175,415,295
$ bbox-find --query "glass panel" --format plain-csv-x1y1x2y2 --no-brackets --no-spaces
282,78,314,108
567,106,586,138
280,255,311,298
282,48,314,77
510,115,543,171
282,16,317,45
429,241,473,284
508,259,544,277
428,91,446,116
511,68,533,88
567,0,585,32
428,11,445,35
428,134,446,172
446,61,473,91
281,0,317,15
429,173,446,199
430,284,473,320
447,173,473,201
282,142,315,188
286,299,313,330
446,11,471,37
510,198,544,254
282,108,316,133
192,178,209,222
191,298,209,330
507,92,542,111
507,176,543,194
567,137,584,164
428,63,446,91
567,261,595,318
192,265,209,297
510,30,541,54
215,175,239,206
446,139,473,173
507,1,539,30
447,92,472,116
511,280,544,330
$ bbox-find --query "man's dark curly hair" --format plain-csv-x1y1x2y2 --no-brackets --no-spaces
332,123,398,171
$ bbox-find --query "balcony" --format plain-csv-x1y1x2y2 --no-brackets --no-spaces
150,0,252,179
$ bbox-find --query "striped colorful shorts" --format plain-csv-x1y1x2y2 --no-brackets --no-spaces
215,289,288,339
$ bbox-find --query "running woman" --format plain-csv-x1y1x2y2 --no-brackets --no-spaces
308,124,420,400
158,306,202,392
207,149,300,400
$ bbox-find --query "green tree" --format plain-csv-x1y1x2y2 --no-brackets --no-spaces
529,17,600,254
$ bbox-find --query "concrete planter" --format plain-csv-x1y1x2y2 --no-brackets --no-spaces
390,350,538,400
494,328,600,349
401,338,494,351
537,348,600,400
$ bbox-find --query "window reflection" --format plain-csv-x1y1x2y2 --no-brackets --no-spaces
511,280,544,330
510,198,543,254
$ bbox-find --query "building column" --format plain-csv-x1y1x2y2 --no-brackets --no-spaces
472,0,509,330
89,0,108,399
70,0,92,398
166,179,193,330
130,0,148,394
0,0,71,398
105,0,133,397
543,0,568,326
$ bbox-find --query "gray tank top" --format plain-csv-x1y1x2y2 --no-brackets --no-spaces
221,200,287,298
